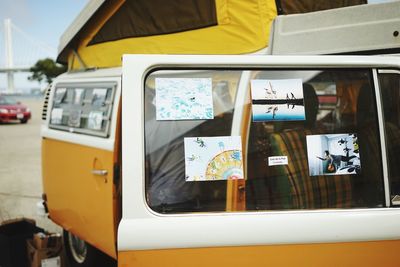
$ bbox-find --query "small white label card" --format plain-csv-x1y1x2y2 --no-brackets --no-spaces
41,256,61,267
268,156,288,166
156,78,213,120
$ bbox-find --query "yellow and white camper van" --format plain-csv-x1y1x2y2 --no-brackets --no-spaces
42,55,400,267
41,1,400,266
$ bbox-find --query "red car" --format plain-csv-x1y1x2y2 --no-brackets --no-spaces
0,95,31,124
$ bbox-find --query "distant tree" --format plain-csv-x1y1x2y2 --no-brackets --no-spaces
28,58,67,84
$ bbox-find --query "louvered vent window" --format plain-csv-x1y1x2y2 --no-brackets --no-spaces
42,85,52,121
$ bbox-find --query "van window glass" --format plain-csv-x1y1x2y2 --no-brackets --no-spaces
49,84,116,137
144,69,385,214
145,71,241,213
247,69,384,211
378,71,400,205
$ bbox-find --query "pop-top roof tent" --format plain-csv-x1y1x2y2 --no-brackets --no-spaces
57,0,368,70
269,0,400,55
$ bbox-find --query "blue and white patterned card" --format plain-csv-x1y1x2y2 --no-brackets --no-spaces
155,78,214,120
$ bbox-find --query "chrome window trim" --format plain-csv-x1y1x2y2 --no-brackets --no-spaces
41,75,121,151
378,69,400,75
48,82,117,138
373,69,391,207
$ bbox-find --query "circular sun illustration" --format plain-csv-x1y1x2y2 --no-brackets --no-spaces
205,149,243,180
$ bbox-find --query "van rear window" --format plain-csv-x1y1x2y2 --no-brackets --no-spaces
49,83,116,137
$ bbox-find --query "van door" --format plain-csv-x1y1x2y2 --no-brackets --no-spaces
42,79,120,258
119,55,400,266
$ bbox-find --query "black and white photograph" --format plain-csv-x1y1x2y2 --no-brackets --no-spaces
306,133,361,176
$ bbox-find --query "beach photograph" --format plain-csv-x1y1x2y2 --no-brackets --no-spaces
250,79,305,121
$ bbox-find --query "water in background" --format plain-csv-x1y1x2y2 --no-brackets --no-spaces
252,104,305,121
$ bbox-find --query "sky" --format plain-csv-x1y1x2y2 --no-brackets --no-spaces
0,0,88,91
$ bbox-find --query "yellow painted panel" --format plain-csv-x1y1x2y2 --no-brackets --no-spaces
42,138,116,258
227,81,252,211
119,240,400,267
68,0,277,69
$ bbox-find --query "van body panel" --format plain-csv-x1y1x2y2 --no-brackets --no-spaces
41,55,400,264
118,240,400,267
42,138,116,258
117,208,400,251
41,69,120,259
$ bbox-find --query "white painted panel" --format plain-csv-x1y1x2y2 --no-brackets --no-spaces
120,54,400,251
269,1,400,55
119,208,400,250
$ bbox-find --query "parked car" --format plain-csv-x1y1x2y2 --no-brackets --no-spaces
0,95,31,123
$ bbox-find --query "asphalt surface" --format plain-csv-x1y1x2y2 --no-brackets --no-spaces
0,96,61,233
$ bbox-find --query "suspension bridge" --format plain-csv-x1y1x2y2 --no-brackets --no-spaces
0,19,57,92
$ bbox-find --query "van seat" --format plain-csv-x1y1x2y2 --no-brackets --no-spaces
268,129,353,209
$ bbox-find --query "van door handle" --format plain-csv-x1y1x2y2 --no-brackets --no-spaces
92,169,108,176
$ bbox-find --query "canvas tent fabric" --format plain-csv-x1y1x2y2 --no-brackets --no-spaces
88,0,218,45
277,0,366,14
59,0,278,69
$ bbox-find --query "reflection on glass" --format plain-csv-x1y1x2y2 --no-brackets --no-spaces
378,72,400,204
252,104,305,121
88,111,103,130
144,68,385,213
73,88,85,105
92,88,107,106
54,88,67,104
145,70,241,213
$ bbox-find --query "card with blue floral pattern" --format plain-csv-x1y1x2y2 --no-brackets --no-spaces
155,78,214,120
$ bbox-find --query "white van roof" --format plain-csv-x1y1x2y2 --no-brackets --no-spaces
56,67,121,81
268,1,400,55
58,0,105,56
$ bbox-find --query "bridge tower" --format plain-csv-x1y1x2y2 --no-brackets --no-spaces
4,19,15,92
1,19,57,93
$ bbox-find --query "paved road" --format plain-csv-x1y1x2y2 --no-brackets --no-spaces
0,97,60,233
